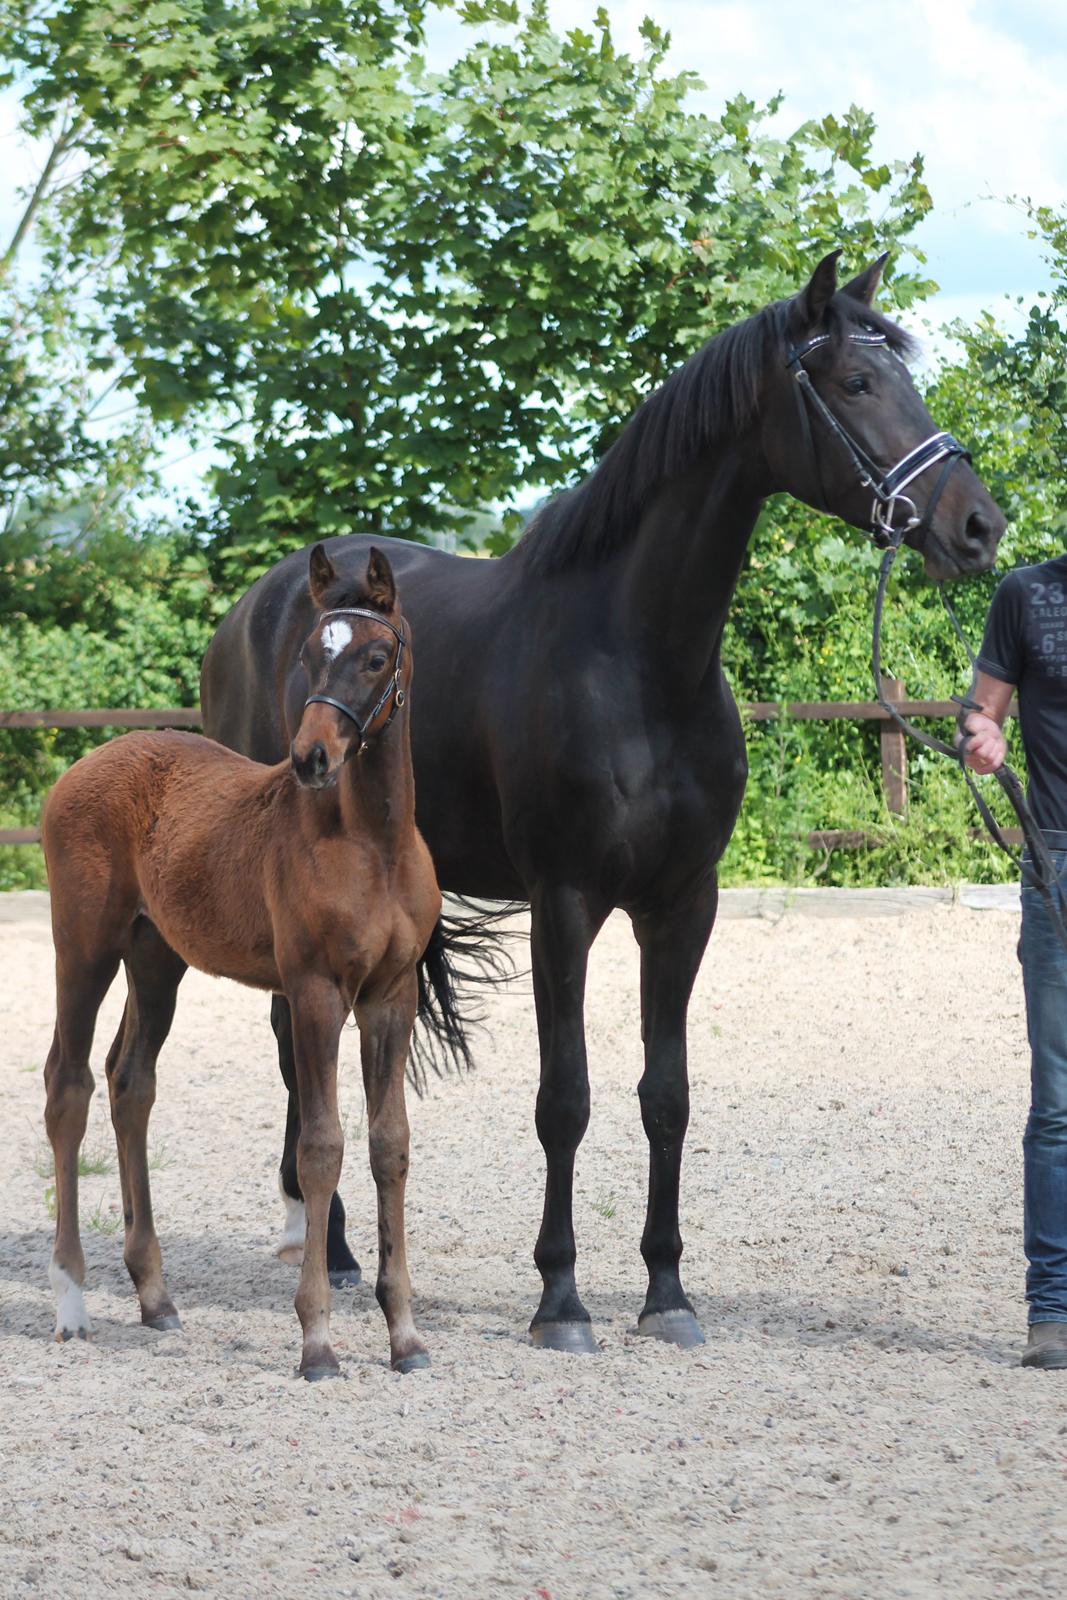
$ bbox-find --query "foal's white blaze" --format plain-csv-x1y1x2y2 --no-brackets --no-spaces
49,1260,90,1339
321,619,353,662
276,1177,306,1265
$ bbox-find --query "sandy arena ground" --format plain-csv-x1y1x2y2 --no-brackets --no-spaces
1,888,1064,1599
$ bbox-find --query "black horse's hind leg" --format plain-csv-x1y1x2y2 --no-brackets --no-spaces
272,995,361,1287
630,876,719,1349
528,885,607,1354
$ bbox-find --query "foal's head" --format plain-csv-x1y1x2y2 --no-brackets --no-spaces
290,544,408,789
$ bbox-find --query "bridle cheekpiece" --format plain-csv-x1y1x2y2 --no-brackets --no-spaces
303,606,407,755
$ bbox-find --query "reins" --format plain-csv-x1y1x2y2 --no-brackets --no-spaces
872,533,1067,951
304,607,407,755
788,328,1067,950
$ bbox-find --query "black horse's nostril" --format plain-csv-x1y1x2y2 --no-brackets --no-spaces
964,509,994,549
309,742,328,777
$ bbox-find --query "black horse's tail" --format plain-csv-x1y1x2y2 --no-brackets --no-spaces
409,897,519,1093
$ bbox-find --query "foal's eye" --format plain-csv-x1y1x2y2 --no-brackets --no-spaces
367,656,387,672
844,374,871,395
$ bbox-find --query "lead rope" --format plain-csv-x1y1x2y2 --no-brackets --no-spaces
871,538,1067,952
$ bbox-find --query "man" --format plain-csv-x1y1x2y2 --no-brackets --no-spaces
963,556,1067,1369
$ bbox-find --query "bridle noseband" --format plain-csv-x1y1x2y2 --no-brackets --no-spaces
786,330,970,549
303,607,407,755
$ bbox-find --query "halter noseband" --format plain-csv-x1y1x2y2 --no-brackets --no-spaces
303,607,407,754
786,330,971,551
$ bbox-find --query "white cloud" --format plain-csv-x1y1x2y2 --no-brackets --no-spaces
544,0,1067,295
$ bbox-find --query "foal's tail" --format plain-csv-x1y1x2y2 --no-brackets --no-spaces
409,898,519,1093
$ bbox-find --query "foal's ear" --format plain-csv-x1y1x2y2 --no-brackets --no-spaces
791,248,842,332
309,543,338,608
364,546,397,613
842,252,889,307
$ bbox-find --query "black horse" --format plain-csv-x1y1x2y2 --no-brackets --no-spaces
201,252,1005,1352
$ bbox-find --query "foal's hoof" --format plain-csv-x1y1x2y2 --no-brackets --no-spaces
328,1265,363,1290
530,1320,599,1355
393,1350,431,1375
637,1309,705,1349
300,1349,342,1383
56,1326,90,1343
276,1243,304,1267
302,1363,342,1384
143,1310,183,1333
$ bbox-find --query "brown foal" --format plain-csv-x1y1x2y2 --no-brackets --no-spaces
41,545,438,1377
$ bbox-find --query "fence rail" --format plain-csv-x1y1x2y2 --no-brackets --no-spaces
0,691,1022,850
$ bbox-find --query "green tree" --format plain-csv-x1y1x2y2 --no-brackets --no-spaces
5,0,933,580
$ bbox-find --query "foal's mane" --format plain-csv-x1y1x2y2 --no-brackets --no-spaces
517,293,917,575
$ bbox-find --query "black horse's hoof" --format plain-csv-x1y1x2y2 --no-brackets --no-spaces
637,1309,705,1349
530,1320,599,1354
143,1310,183,1333
328,1266,362,1289
393,1350,431,1374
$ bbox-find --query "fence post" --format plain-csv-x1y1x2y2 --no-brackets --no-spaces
880,677,908,816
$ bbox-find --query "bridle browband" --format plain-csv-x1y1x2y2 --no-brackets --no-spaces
786,329,970,548
303,607,407,755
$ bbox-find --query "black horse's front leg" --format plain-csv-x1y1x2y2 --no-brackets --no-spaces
528,885,607,1354
272,994,361,1287
630,875,719,1348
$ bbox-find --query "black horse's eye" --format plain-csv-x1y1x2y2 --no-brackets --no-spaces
844,374,871,395
366,656,387,673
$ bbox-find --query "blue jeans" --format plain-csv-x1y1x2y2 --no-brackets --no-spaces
1020,847,1067,1323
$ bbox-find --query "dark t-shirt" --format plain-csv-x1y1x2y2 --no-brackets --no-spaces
977,554,1067,831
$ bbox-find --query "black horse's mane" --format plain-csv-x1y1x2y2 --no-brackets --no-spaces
517,293,918,575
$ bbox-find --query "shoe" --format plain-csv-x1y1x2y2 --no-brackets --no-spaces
1021,1322,1067,1370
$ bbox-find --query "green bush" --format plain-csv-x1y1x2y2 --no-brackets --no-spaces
0,532,220,890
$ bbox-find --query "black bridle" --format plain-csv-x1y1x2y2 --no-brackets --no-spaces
787,329,971,548
787,329,1067,949
304,607,407,755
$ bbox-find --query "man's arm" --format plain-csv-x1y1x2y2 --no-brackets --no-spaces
959,670,1014,775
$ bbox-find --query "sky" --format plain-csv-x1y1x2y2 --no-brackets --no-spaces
2,0,1066,491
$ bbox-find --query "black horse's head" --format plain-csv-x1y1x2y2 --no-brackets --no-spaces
761,250,1004,579
290,544,408,789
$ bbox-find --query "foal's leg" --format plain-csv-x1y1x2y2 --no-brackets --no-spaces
287,977,347,1379
105,918,186,1330
273,994,362,1286
44,951,120,1340
529,886,608,1354
630,875,719,1348
355,975,428,1373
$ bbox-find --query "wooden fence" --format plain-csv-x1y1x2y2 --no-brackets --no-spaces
0,687,1020,849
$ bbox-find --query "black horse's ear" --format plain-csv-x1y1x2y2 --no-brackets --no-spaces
365,546,396,613
791,248,842,332
842,252,889,307
309,543,337,608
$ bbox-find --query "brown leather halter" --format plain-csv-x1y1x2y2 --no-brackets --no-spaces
304,608,407,754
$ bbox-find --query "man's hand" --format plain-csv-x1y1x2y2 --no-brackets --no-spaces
957,671,1014,775
959,712,1007,775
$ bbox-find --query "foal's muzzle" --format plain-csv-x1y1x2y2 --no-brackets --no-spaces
291,739,335,789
